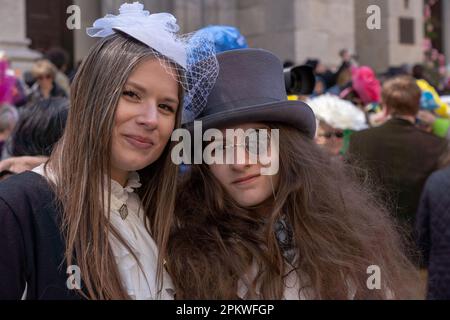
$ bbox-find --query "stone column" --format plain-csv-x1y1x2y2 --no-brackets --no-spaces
173,0,237,34
0,0,41,73
295,0,355,68
237,0,296,64
442,0,450,65
73,0,101,65
354,0,390,73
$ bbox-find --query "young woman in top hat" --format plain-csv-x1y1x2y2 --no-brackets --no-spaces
0,2,218,299
166,48,422,299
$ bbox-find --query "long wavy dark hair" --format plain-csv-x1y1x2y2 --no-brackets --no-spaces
167,123,422,299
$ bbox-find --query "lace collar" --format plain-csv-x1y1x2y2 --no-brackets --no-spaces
109,172,142,219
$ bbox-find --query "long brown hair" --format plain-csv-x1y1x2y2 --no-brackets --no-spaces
167,123,421,299
48,33,183,299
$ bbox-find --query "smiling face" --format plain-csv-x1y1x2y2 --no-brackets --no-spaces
111,58,179,184
208,123,279,208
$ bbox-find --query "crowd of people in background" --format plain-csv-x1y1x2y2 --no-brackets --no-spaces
0,48,72,160
287,49,450,299
1,21,450,299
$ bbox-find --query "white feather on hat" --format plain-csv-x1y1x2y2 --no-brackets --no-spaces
306,94,368,131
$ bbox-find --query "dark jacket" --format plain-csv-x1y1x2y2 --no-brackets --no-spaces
415,166,450,299
0,171,82,299
347,118,448,227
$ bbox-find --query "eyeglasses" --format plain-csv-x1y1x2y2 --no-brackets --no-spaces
210,129,272,156
36,74,52,81
318,131,344,139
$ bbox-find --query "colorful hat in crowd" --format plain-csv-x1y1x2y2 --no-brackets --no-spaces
416,78,450,118
306,94,368,131
351,66,381,105
183,48,316,138
193,25,248,53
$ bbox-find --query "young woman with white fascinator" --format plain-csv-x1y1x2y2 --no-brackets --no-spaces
0,2,218,300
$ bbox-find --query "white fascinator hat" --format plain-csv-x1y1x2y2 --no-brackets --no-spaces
86,2,219,123
307,94,368,131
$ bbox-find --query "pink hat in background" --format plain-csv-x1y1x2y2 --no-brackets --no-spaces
351,66,381,105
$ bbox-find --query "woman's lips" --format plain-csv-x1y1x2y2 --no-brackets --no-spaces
232,174,260,185
123,134,154,150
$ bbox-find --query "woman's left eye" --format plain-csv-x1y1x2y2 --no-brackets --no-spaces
122,90,141,101
158,104,175,113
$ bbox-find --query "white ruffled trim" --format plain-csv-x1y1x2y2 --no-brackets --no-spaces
108,172,175,299
86,2,187,69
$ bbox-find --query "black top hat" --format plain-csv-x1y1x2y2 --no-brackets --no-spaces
183,48,316,138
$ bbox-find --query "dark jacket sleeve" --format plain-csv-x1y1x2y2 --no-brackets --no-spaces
415,182,431,267
0,197,27,299
346,131,362,161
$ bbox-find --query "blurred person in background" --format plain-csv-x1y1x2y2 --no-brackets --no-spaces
413,64,450,119
415,155,450,299
305,58,336,90
28,59,67,104
307,94,367,157
347,76,448,259
416,109,450,140
327,65,352,96
335,49,357,81
411,64,450,141
44,47,71,96
8,97,69,157
0,52,27,108
339,66,381,127
0,98,68,180
0,105,19,158
340,66,381,107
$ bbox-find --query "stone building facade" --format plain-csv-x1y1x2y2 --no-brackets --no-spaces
1,0,450,74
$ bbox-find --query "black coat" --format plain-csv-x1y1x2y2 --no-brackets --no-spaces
415,166,450,299
0,171,82,299
347,118,448,227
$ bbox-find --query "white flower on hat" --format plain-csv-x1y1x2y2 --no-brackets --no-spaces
86,1,186,68
307,94,368,131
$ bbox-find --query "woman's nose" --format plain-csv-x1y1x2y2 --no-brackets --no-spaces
136,102,158,130
229,145,253,169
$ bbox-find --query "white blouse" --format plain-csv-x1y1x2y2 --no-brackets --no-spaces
237,264,359,299
237,262,313,300
32,164,175,300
